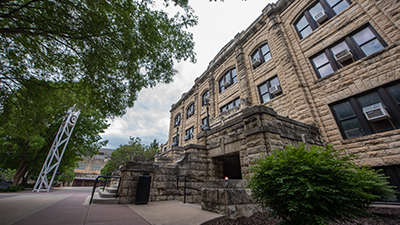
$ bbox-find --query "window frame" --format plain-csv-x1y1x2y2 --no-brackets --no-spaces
186,103,195,119
174,113,181,127
219,68,238,93
257,75,283,104
310,24,387,79
251,43,272,69
330,80,400,139
295,0,352,39
220,97,241,113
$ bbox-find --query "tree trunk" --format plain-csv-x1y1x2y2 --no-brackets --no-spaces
12,160,28,186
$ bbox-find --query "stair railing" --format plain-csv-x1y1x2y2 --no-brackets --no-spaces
89,168,122,205
177,175,204,203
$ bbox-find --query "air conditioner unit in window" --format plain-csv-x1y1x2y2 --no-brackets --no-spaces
344,128,363,139
269,85,281,95
184,135,189,140
334,49,353,63
362,102,390,121
252,57,261,67
224,82,231,88
314,11,328,24
200,125,205,130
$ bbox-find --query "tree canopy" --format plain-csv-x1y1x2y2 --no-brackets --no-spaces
0,0,197,118
100,137,159,175
0,0,197,185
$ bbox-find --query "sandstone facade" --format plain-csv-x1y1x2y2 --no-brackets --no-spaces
165,0,400,186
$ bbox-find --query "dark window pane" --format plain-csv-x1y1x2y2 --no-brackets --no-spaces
296,15,309,31
235,98,241,106
357,92,381,108
352,28,376,46
333,101,355,120
318,64,334,77
360,39,384,56
332,1,349,14
341,118,363,133
387,83,400,104
300,26,313,38
373,119,395,132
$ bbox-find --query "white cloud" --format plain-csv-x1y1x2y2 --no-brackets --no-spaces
101,0,276,149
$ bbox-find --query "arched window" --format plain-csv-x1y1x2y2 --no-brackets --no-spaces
186,103,195,119
174,114,181,127
202,90,209,106
219,68,237,93
251,43,272,69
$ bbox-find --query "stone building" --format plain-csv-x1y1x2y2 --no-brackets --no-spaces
115,0,400,219
161,0,400,196
73,148,114,186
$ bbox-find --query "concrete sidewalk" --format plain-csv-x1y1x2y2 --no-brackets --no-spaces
0,187,225,225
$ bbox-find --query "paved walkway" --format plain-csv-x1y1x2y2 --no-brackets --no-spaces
0,187,224,225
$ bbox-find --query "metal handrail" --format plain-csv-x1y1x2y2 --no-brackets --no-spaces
177,175,204,203
89,175,121,205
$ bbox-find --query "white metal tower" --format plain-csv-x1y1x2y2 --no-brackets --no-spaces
33,108,80,192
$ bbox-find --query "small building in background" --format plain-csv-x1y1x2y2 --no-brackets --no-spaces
72,148,114,186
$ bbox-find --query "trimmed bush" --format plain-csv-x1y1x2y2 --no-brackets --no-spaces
248,144,395,225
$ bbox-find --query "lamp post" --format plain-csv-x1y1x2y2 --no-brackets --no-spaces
205,99,210,130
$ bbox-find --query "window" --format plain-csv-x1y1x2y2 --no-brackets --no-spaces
258,76,282,103
295,0,351,39
187,103,195,119
251,43,272,69
202,90,209,106
330,81,400,139
220,98,241,113
311,25,386,78
92,163,102,171
219,68,238,93
172,135,179,146
201,117,209,130
185,127,194,140
174,114,181,127
76,162,86,170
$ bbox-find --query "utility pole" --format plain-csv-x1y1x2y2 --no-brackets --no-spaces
33,107,80,192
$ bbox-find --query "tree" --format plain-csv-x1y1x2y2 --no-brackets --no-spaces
0,80,109,185
0,0,196,185
248,144,395,225
100,137,160,175
0,0,197,118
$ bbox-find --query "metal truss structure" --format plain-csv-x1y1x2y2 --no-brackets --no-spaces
33,108,80,192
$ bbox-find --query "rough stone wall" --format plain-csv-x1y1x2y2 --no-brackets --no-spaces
201,180,264,219
278,0,400,167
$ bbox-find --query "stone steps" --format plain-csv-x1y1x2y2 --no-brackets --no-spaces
90,185,120,204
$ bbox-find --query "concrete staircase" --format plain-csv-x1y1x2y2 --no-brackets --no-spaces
91,185,120,204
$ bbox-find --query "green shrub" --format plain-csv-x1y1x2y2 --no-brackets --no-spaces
248,144,395,225
3,185,25,192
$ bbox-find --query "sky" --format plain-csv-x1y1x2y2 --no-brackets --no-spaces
100,0,276,149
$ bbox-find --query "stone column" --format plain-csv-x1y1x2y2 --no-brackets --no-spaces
234,33,252,108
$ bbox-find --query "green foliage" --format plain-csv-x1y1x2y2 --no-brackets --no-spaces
0,0,197,118
100,137,160,175
0,81,109,185
248,144,395,225
0,168,16,180
55,166,76,182
0,185,25,192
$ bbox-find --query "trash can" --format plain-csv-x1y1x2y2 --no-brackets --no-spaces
135,173,152,204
